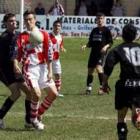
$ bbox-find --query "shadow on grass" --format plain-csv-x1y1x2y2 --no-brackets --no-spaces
4,127,35,132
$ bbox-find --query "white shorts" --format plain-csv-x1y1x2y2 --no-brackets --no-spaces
52,59,61,74
23,64,55,89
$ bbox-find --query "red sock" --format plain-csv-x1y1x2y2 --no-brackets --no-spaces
30,100,39,122
38,97,52,116
55,79,61,92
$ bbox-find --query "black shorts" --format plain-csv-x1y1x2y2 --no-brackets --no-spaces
115,79,140,110
0,63,25,87
88,53,105,68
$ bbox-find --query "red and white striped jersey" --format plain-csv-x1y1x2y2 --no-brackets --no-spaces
49,32,63,60
15,28,53,66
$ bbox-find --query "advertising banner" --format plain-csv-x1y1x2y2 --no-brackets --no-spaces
0,15,140,39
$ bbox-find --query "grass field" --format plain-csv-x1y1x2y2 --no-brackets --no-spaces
0,38,140,140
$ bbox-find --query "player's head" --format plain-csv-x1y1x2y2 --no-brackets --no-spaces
122,23,137,42
3,13,17,30
23,10,36,31
53,20,62,34
96,12,105,27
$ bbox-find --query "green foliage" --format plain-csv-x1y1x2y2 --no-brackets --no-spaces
0,39,140,140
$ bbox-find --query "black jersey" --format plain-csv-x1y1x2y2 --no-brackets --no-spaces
87,26,113,53
0,30,20,69
104,42,140,79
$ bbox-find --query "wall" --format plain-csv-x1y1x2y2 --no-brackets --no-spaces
0,0,139,16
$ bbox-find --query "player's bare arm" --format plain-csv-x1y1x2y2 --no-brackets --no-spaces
13,59,22,75
47,60,53,82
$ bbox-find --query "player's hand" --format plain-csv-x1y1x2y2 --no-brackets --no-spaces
102,83,111,94
101,47,107,54
81,45,86,50
61,48,66,52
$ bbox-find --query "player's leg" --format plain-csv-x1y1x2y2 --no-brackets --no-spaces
85,68,94,94
0,83,21,129
52,59,63,96
38,82,58,117
96,54,105,95
18,82,32,128
115,80,128,140
29,87,44,130
23,65,44,130
117,108,128,140
0,69,22,129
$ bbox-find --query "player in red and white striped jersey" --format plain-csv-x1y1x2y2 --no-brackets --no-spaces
49,20,66,97
13,10,58,130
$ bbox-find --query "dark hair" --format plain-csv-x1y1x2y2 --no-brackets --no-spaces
122,23,137,41
53,20,62,27
96,12,105,18
23,10,36,18
3,13,15,22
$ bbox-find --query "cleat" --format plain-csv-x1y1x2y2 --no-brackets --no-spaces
117,123,128,140
58,93,64,97
24,122,33,128
37,116,42,123
32,120,44,130
98,87,104,95
118,129,128,140
0,120,6,130
58,92,64,97
85,90,91,94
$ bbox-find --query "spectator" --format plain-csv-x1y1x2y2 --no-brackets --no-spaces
47,0,65,16
138,7,140,17
75,0,88,16
111,0,125,16
34,2,45,15
89,1,98,16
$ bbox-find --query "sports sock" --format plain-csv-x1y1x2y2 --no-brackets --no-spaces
98,73,104,86
86,75,93,90
25,100,31,124
30,100,39,122
117,122,128,140
54,79,61,92
0,97,14,119
38,96,52,116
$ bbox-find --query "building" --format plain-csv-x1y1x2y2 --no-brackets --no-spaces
0,0,140,17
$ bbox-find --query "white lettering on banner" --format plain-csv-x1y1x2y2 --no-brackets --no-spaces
0,15,140,39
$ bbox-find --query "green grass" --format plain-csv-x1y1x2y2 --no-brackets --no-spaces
0,38,140,140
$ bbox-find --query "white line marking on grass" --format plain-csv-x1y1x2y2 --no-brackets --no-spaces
7,112,131,121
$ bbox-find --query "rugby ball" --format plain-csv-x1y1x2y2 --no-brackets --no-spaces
29,30,44,45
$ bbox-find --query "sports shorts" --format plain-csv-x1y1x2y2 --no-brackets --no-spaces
23,63,55,89
115,79,140,110
0,63,25,87
52,59,61,74
88,52,105,68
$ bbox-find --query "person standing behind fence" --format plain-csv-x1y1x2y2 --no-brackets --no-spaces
111,0,125,16
47,0,65,16
34,2,45,15
74,0,88,16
